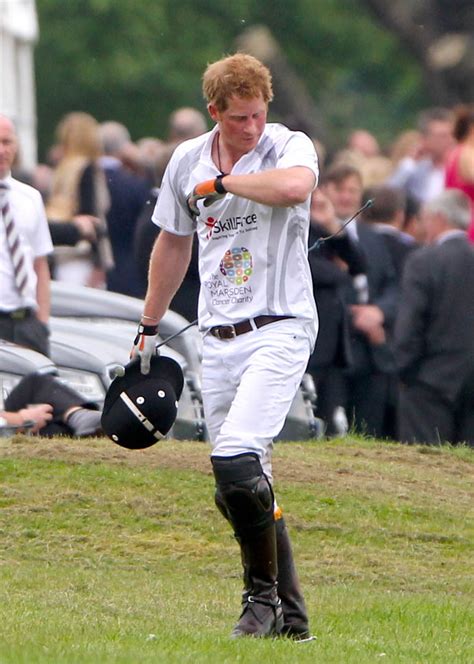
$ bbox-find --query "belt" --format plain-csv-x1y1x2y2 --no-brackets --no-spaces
0,308,33,320
210,315,294,340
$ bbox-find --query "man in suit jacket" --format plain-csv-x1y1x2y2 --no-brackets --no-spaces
321,163,399,437
346,218,399,437
99,122,150,297
361,185,419,279
394,189,474,445
359,185,420,437
307,188,367,435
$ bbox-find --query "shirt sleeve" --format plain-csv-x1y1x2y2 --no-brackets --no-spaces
78,163,96,215
31,189,54,257
277,131,319,187
152,150,195,236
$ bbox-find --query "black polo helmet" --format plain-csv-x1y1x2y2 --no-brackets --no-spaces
101,355,184,449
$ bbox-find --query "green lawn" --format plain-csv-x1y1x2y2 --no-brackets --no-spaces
0,436,472,663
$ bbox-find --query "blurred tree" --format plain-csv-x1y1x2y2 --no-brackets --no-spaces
235,25,328,141
35,0,427,160
362,0,474,104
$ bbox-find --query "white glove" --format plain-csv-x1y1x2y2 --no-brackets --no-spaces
131,323,159,374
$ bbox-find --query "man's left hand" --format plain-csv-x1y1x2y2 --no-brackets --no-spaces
186,176,226,218
131,323,159,374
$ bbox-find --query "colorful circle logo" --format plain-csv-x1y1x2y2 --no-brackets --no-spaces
220,247,253,285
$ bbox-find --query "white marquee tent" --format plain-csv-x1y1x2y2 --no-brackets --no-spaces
0,0,38,170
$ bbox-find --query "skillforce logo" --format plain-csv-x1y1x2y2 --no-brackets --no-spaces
204,212,258,240
220,247,253,285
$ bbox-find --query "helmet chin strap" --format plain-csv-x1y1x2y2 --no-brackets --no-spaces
119,392,164,440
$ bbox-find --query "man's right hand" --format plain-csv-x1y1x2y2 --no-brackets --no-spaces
72,214,101,242
310,189,340,235
131,323,159,374
19,404,54,433
186,176,226,219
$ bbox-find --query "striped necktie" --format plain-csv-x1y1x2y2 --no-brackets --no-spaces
0,182,30,297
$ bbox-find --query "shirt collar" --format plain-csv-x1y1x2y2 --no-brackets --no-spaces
98,156,121,170
0,172,13,187
373,223,416,244
201,125,219,170
436,229,467,245
373,222,399,235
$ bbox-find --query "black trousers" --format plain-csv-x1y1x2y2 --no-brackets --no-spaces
344,371,391,439
398,380,474,447
311,367,347,437
5,373,95,437
0,312,50,356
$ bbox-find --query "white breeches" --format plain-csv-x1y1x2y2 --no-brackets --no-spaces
201,319,313,482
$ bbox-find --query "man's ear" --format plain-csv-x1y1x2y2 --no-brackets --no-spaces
208,103,220,123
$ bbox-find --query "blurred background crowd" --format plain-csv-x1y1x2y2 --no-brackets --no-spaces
8,101,474,445
1,1,474,445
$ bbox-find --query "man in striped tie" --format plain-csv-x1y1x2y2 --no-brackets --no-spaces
0,114,53,356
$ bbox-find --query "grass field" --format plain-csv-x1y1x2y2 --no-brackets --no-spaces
0,435,472,663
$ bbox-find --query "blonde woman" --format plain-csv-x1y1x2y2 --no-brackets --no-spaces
47,112,113,286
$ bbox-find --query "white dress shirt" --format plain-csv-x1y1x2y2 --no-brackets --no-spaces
0,173,53,311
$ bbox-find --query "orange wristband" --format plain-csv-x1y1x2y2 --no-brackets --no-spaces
195,179,216,196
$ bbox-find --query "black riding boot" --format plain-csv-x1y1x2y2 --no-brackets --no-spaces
275,515,315,641
232,524,284,638
211,453,284,639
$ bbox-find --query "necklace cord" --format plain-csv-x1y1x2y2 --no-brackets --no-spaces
216,133,228,176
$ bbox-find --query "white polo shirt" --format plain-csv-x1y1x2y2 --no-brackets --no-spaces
153,123,319,341
0,174,53,311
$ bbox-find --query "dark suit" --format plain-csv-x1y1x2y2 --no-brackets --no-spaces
307,225,366,435
308,227,366,370
371,226,418,281
103,164,149,296
370,224,419,437
394,233,474,445
343,221,399,437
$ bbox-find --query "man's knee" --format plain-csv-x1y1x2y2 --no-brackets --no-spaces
17,318,50,356
211,453,274,539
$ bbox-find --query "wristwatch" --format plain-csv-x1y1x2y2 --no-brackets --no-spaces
0,416,8,428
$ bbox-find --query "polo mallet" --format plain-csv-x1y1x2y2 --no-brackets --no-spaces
156,318,199,350
309,198,374,252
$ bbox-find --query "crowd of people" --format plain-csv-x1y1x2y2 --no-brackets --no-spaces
1,98,474,447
